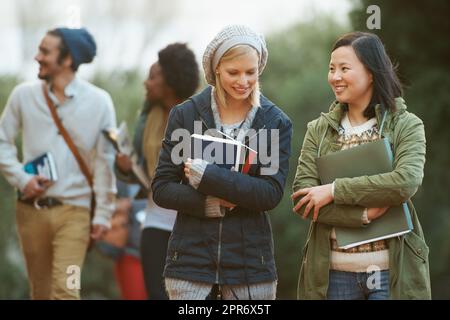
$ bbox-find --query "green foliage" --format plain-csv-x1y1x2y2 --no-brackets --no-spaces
92,70,146,131
0,76,30,299
81,251,120,299
351,0,450,299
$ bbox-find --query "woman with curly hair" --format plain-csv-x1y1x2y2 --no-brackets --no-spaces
115,43,199,299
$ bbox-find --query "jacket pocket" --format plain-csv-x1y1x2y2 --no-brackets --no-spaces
400,231,431,298
404,231,429,263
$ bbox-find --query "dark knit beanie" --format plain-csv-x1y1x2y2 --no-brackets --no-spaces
55,28,97,69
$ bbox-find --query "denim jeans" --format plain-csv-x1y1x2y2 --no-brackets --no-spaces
327,270,390,300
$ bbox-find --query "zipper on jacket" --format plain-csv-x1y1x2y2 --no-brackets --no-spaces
198,113,224,284
199,115,210,131
216,216,224,284
199,111,268,282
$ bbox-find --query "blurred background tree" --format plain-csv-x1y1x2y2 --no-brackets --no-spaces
0,76,29,299
0,0,448,299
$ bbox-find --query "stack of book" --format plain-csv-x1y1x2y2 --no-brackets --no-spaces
190,132,257,174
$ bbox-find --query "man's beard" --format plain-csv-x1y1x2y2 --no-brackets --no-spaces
37,65,51,81
37,62,60,81
37,73,50,81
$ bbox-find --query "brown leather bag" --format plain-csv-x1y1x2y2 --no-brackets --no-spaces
42,83,96,247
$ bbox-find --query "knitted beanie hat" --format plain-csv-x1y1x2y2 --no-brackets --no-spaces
55,28,97,69
202,25,268,85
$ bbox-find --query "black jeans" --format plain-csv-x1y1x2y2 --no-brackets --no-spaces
140,227,171,300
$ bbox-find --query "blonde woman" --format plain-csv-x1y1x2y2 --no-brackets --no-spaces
152,25,292,300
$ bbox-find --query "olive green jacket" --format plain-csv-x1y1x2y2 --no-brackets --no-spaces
292,98,431,299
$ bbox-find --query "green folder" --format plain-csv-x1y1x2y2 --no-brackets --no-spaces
315,138,413,249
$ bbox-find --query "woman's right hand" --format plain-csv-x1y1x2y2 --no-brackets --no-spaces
116,153,132,173
367,207,390,221
219,199,236,209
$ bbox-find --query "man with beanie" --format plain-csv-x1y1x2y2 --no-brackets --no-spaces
0,28,117,299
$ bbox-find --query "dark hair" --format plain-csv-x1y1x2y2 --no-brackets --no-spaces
158,43,199,100
46,29,78,71
331,32,402,118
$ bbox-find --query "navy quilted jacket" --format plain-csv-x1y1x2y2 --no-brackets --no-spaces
152,86,292,285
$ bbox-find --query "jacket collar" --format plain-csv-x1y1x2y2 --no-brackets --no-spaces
321,97,407,135
190,86,273,131
47,76,80,106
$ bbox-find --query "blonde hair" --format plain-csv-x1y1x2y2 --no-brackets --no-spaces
214,45,260,108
